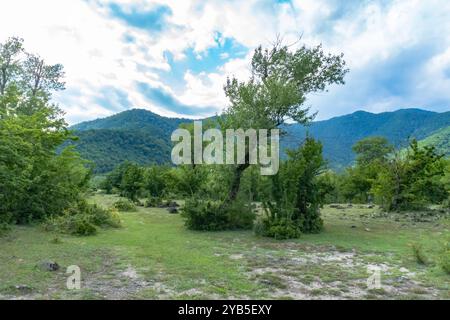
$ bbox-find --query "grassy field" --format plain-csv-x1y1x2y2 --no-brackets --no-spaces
0,194,448,300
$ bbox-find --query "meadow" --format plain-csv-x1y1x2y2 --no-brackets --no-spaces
1,194,448,300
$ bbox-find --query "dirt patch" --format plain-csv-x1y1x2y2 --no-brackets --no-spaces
243,244,442,300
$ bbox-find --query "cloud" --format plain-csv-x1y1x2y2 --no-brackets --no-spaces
0,0,449,124
137,82,216,117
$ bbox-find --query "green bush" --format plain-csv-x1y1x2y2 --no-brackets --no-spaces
254,204,303,240
182,198,255,231
113,199,137,212
43,200,121,236
254,218,302,240
411,243,428,265
0,222,11,236
145,196,163,208
44,213,98,236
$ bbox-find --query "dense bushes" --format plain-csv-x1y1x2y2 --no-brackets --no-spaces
182,198,255,231
256,138,326,239
43,200,121,236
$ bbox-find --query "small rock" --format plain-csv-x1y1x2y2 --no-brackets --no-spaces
14,285,33,293
365,228,371,232
37,261,60,272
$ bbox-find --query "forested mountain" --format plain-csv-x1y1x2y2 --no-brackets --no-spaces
68,109,189,172
283,108,450,169
70,108,450,173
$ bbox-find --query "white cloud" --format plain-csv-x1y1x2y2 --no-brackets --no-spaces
0,0,449,124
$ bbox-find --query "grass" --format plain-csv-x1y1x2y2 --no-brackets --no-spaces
0,194,448,300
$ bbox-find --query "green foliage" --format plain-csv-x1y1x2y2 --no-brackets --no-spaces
0,37,91,225
352,136,393,167
416,126,450,157
43,200,121,236
254,219,302,240
260,138,326,239
182,198,255,231
120,163,144,201
145,196,163,208
69,108,449,173
411,243,429,265
439,241,450,274
372,140,447,211
113,199,137,212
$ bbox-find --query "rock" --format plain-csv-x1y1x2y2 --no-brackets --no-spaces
37,261,60,272
14,285,33,294
365,228,371,232
167,207,179,214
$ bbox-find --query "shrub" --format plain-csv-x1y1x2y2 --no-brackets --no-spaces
411,243,428,265
44,214,98,236
0,222,11,237
254,204,302,240
43,200,121,236
182,198,255,231
113,199,137,212
145,196,163,208
254,218,302,240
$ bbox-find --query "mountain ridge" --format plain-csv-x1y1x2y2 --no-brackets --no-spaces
69,108,450,173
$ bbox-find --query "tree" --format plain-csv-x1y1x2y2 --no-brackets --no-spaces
120,163,144,201
352,137,393,167
222,40,348,208
372,140,447,211
0,37,23,96
341,137,393,203
0,37,90,224
21,53,65,97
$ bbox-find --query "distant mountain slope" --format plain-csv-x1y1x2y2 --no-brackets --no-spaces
69,108,450,173
71,108,188,136
417,126,450,156
68,109,189,172
282,108,450,169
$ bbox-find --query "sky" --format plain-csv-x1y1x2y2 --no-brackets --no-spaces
1,0,450,124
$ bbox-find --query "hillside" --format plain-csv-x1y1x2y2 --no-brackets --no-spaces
417,126,450,156
69,108,450,173
282,109,450,169
68,109,189,172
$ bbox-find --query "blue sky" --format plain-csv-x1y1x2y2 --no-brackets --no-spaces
0,0,449,124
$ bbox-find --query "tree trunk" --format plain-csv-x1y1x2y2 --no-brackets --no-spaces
226,163,249,202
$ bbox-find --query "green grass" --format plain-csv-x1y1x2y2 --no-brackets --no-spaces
0,194,448,300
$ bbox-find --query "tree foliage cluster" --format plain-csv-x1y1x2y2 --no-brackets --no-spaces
0,37,92,225
324,137,449,211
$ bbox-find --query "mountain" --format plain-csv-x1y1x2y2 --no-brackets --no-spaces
69,108,450,173
282,108,450,170
68,109,189,172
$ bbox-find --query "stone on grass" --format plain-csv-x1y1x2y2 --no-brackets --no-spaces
37,261,60,272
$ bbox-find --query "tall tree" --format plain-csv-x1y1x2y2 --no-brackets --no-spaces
222,40,348,207
0,37,23,96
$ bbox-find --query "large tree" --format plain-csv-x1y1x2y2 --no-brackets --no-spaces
0,37,90,224
222,41,348,207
